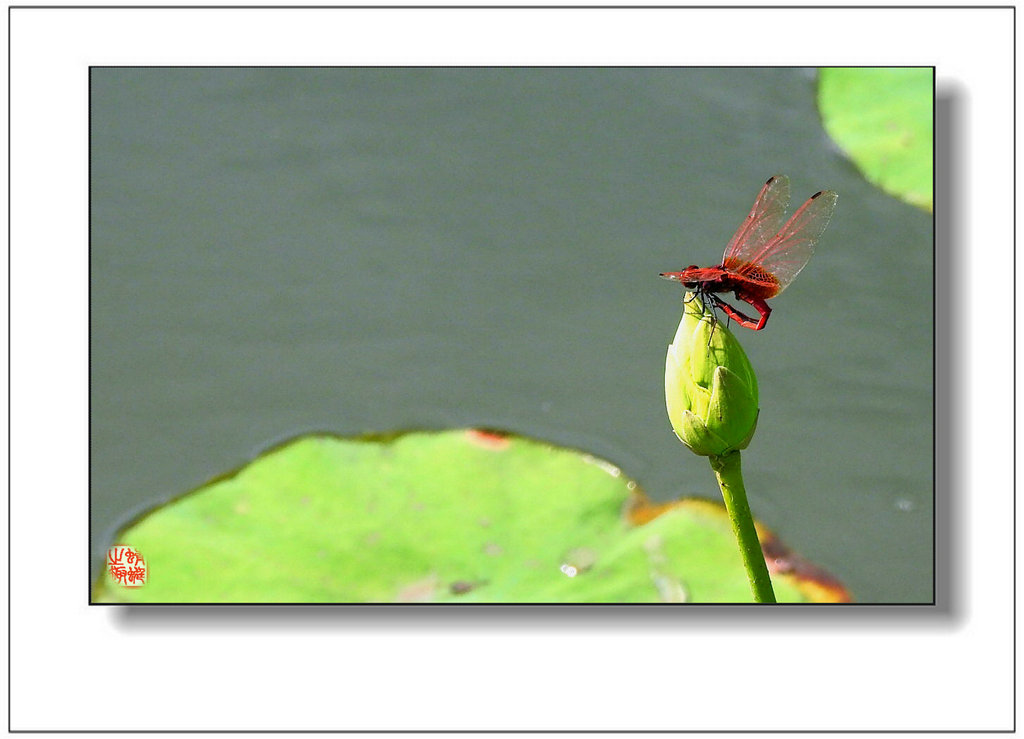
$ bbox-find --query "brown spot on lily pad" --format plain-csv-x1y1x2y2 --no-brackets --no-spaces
761,534,853,603
396,573,441,602
623,485,677,525
449,579,487,595
624,489,852,603
466,429,511,451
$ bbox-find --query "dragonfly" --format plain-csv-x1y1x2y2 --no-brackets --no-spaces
660,175,838,331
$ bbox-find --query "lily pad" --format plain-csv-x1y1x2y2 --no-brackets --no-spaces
818,67,933,211
94,429,850,603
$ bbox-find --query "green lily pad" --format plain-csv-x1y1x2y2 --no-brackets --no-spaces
94,429,850,603
818,67,933,212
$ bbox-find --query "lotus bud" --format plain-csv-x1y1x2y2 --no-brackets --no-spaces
665,294,760,457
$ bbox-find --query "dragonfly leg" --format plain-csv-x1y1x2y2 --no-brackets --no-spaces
718,294,771,330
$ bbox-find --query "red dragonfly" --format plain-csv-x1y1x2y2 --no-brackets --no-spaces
660,175,838,330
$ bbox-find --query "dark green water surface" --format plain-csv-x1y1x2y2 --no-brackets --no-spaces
90,68,933,602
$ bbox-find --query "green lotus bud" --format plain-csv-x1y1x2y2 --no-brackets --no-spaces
665,294,760,456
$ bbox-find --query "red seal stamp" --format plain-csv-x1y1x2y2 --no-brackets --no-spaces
107,545,147,588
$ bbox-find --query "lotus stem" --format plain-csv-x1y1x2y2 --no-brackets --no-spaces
709,451,776,603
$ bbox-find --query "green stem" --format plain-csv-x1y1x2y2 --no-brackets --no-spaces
709,451,776,603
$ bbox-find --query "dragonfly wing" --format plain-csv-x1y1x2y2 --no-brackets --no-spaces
730,189,838,294
722,175,791,264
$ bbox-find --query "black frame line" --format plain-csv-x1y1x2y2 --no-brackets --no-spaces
84,63,934,606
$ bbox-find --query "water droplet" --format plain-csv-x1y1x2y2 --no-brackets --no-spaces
562,546,597,573
651,573,689,603
643,535,667,564
582,455,621,477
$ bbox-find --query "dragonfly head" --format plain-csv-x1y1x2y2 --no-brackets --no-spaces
659,265,702,289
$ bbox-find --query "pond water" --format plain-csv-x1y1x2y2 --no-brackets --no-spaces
90,67,933,603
